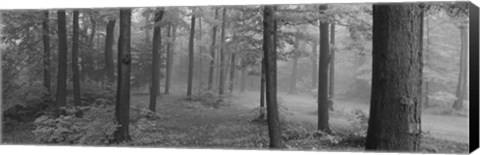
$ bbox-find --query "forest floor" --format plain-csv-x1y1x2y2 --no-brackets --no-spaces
2,89,469,153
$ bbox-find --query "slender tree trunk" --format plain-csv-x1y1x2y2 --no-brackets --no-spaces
311,39,318,88
317,5,331,132
229,54,236,92
453,24,468,110
240,61,246,92
72,10,81,107
56,10,68,111
89,15,96,49
42,10,51,93
114,9,132,142
144,14,151,43
288,36,299,94
259,57,266,119
365,4,423,151
329,23,335,98
264,5,283,148
198,17,204,87
218,8,227,96
208,8,219,90
149,9,164,112
423,15,430,108
105,19,116,82
165,24,174,94
186,12,196,98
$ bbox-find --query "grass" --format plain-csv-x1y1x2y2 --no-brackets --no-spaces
1,89,469,153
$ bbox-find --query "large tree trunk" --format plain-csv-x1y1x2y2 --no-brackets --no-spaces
208,8,219,90
329,23,335,98
229,53,236,92
218,8,227,96
104,19,116,82
423,15,430,108
42,10,51,93
317,5,331,132
149,8,164,112
365,4,423,151
114,9,132,142
56,10,68,112
311,39,318,89
72,10,81,107
453,24,468,110
186,11,196,98
288,36,299,94
263,5,283,148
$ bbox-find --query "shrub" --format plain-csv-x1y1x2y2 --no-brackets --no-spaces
80,78,116,105
32,105,118,145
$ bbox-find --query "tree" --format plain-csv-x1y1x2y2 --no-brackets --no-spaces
208,8,219,90
56,10,68,111
104,19,116,82
329,23,335,98
365,3,423,151
42,10,51,93
165,24,176,94
288,35,299,94
218,8,227,96
228,53,236,92
114,8,132,142
72,10,81,107
452,24,468,110
186,9,196,98
263,5,284,148
311,39,318,88
149,8,164,112
317,4,331,132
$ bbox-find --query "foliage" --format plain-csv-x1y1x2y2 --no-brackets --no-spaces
32,105,118,145
80,78,116,105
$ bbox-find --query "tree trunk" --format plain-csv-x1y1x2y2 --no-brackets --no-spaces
240,61,246,92
229,54,236,92
42,10,51,93
259,58,266,119
317,5,330,132
263,5,284,148
329,23,335,98
218,8,227,96
105,19,116,82
165,24,175,94
72,10,81,107
114,9,132,142
311,39,318,88
56,10,68,111
288,36,299,94
208,8,219,90
149,9,164,112
198,17,204,87
453,24,468,110
144,14,151,43
365,4,423,151
423,14,430,108
186,11,196,98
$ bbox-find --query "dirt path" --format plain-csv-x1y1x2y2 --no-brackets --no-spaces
232,91,469,144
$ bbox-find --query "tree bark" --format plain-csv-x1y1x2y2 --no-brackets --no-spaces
105,19,116,82
264,5,284,148
186,11,196,98
56,10,68,111
317,5,331,132
365,4,423,151
114,9,132,142
149,8,164,112
198,17,204,87
218,8,227,96
240,61,246,92
423,15,430,108
288,36,299,94
311,39,318,89
208,8,219,90
453,24,468,110
72,10,81,107
42,10,51,93
329,23,335,98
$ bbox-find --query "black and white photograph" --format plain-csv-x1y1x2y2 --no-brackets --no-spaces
0,1,477,154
